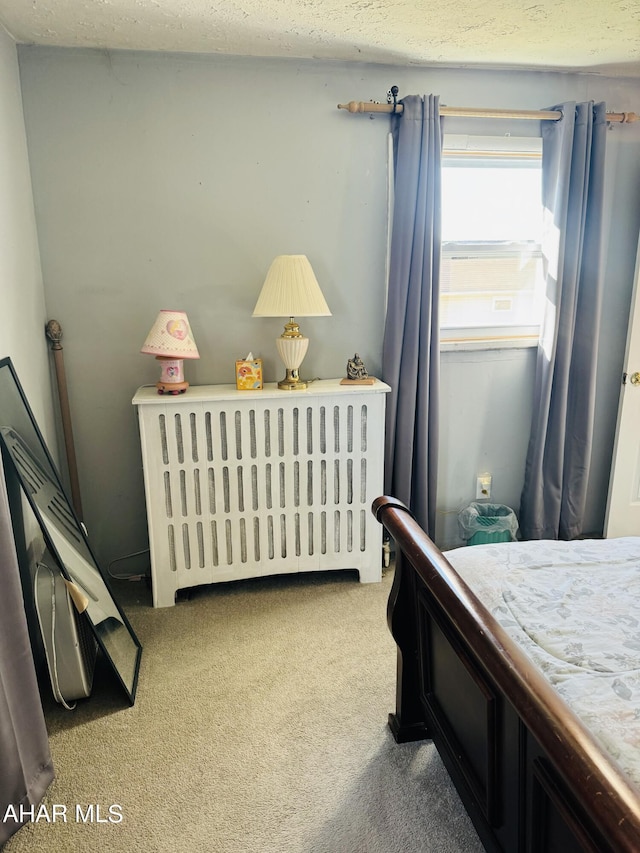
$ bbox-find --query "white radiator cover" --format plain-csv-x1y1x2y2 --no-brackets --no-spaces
133,379,390,607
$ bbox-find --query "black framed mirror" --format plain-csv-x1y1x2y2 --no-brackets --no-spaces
0,356,141,704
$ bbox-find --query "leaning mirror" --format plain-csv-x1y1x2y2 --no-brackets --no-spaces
0,356,141,704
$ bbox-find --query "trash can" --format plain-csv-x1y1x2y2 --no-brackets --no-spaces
458,501,519,546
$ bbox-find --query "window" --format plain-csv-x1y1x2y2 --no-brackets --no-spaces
440,135,544,347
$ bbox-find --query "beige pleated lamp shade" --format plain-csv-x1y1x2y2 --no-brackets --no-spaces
141,310,200,359
252,255,331,317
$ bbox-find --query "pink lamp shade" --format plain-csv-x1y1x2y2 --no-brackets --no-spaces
141,310,199,395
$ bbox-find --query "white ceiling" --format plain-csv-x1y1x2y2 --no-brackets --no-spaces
0,0,638,77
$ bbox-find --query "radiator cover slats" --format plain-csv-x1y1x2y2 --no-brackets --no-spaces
134,379,390,607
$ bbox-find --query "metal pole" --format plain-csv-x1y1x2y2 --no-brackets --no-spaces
45,319,83,521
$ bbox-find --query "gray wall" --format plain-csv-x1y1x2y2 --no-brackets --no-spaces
16,47,640,563
0,27,53,443
0,25,55,557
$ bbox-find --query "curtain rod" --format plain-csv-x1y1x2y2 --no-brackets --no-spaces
337,101,639,124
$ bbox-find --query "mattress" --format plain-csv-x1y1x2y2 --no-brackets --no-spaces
443,536,640,787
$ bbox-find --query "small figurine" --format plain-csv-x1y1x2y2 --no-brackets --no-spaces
347,353,368,381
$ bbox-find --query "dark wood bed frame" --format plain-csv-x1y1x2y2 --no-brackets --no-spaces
373,496,640,853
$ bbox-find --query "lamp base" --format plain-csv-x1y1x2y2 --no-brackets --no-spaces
276,324,309,391
156,380,189,395
278,368,307,391
155,356,189,395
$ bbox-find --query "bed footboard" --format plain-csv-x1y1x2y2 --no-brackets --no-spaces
373,496,640,853
384,501,431,745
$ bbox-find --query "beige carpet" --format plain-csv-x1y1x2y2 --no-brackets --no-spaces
4,568,483,853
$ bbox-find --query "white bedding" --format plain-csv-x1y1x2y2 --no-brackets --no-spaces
443,536,640,786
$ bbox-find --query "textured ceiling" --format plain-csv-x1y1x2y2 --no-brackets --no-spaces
0,0,638,76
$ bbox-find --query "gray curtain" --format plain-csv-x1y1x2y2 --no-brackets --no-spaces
0,454,54,844
520,102,608,540
382,94,441,539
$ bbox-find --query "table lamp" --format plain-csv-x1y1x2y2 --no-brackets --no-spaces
141,310,200,394
252,255,331,390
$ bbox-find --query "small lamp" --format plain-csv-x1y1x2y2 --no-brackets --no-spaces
252,255,331,390
141,310,200,395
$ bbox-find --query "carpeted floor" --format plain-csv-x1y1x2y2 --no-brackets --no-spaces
4,567,483,853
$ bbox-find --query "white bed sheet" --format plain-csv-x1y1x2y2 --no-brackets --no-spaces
443,536,640,786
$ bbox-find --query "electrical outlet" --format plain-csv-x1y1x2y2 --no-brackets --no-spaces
476,474,492,500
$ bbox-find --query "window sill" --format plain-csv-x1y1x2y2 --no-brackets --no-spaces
440,334,539,352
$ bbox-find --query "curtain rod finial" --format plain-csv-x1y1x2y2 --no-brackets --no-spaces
337,101,366,113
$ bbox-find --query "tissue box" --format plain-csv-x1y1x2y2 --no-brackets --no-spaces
235,358,263,390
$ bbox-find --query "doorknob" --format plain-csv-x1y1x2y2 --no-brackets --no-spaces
631,372,640,385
